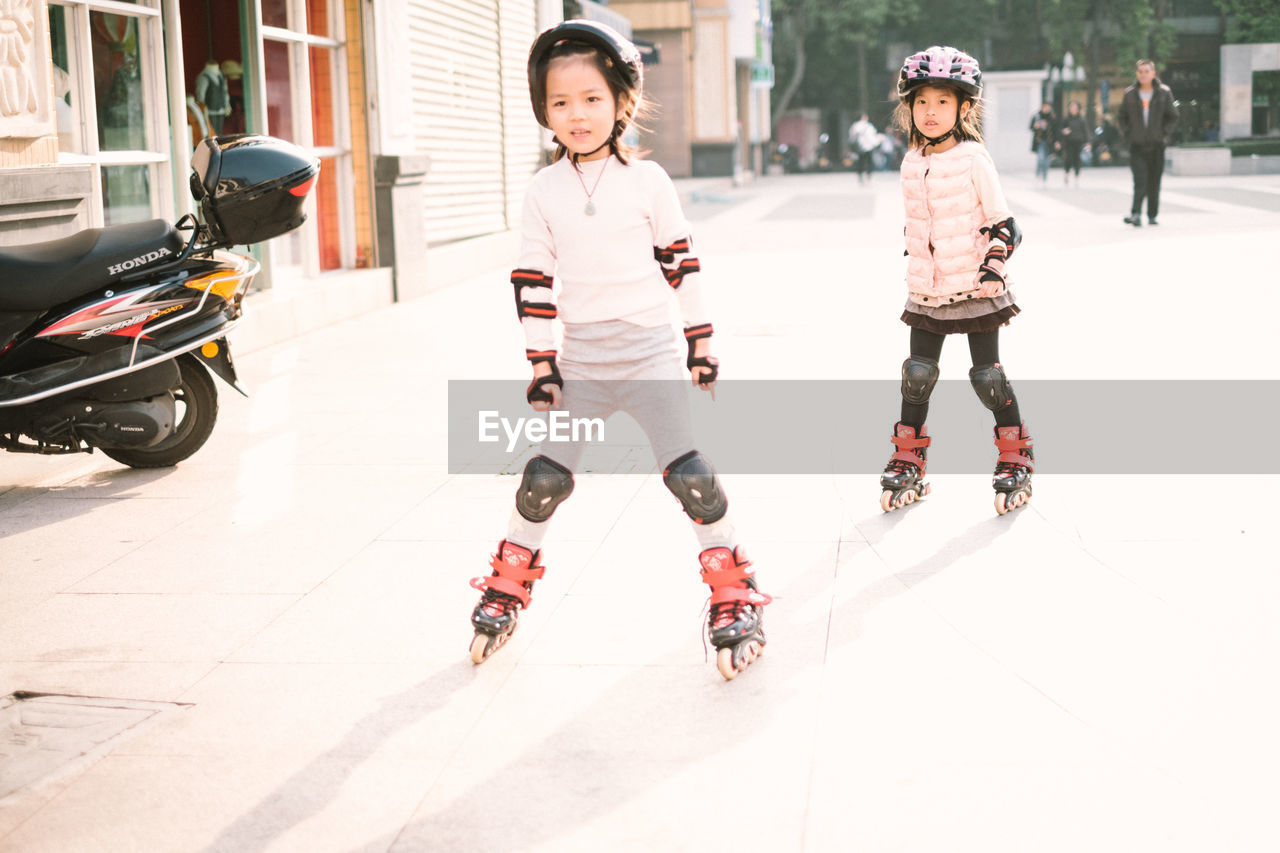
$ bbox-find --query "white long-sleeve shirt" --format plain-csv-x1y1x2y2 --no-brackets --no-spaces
512,155,711,355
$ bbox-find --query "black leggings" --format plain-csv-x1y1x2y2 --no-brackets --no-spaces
901,328,1022,428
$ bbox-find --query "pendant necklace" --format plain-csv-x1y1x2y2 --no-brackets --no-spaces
573,155,609,216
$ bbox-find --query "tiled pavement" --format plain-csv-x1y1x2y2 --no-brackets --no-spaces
3,167,1278,852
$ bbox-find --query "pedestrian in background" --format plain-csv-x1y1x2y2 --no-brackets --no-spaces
880,46,1036,517
467,20,770,681
1029,101,1055,185
1118,58,1179,226
1057,100,1088,187
848,112,880,183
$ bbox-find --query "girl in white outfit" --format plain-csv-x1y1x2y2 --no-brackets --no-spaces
467,21,770,680
878,46,1036,516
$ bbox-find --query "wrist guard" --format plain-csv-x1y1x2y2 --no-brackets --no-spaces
684,324,719,385
525,350,563,405
980,217,1022,258
977,246,1008,285
977,216,1021,287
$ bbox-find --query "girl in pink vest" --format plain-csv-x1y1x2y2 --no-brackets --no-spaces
879,46,1035,516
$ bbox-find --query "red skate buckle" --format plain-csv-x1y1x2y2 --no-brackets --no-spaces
708,585,772,607
996,451,1035,472
490,544,546,583
699,547,752,586
994,436,1032,451
889,450,925,467
891,433,930,450
471,574,534,607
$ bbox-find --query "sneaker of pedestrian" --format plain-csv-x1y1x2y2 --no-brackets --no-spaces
1148,217,1159,226
1123,214,1142,227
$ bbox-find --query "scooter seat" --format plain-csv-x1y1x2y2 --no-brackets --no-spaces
0,220,186,311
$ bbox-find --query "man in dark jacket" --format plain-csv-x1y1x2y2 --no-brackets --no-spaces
1117,59,1179,226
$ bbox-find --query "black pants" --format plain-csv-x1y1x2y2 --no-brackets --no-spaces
1129,143,1166,219
1062,143,1083,176
901,328,1022,429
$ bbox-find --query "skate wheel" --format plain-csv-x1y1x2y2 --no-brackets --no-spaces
903,490,916,504
469,632,491,664
471,629,512,664
921,483,931,497
716,641,763,681
994,492,1009,515
716,647,738,680
880,490,894,512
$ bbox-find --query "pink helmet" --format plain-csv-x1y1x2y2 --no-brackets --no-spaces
898,46,982,98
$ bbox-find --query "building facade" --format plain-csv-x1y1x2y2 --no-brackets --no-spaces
1,0,380,299
610,0,772,179
0,1,551,302
0,1,766,311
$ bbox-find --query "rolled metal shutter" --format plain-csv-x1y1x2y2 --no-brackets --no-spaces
414,1,505,245
411,0,542,246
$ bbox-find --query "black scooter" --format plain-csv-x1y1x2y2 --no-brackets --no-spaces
0,135,318,468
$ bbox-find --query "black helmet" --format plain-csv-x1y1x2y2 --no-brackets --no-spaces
527,19,643,129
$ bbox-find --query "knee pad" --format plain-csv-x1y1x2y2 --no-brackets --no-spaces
515,455,574,522
901,356,939,405
969,363,1014,411
662,450,728,525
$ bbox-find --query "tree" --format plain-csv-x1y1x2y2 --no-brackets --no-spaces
1217,0,1280,43
770,0,807,123
1043,0,1179,123
770,0,906,126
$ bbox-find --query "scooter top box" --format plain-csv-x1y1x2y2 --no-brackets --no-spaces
190,134,319,246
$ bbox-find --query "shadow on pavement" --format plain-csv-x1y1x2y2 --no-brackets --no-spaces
0,465,179,539
200,662,476,853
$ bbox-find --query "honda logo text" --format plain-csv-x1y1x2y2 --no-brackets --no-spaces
108,248,173,276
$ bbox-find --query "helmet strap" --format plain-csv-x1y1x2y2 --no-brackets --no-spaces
915,121,956,150
568,138,613,164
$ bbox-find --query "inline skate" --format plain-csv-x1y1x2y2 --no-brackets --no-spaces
468,540,545,663
700,546,772,680
880,422,931,512
992,423,1034,515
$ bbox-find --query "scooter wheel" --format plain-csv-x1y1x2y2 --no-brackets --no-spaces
100,354,219,468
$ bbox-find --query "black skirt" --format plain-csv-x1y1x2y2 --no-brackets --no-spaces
900,302,1021,335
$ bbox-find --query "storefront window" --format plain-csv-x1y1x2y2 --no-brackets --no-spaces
316,155,339,271
102,165,152,225
306,0,329,38
309,46,334,148
263,40,295,143
259,0,351,275
47,6,79,154
92,13,148,152
47,1,169,227
262,0,289,29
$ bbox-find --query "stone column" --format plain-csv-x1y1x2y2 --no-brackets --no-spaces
374,154,431,301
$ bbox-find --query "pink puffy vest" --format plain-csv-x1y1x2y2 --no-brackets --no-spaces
900,142,990,305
